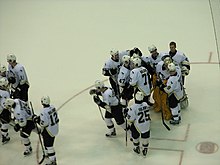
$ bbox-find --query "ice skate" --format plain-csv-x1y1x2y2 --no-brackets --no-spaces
142,148,148,157
105,128,116,137
23,147,32,156
133,146,140,154
2,135,10,145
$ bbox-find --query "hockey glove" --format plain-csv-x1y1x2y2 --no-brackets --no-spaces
159,84,166,92
14,124,21,132
89,89,97,95
156,79,163,87
181,66,189,76
33,115,40,124
123,108,129,118
8,77,16,84
93,95,101,105
109,68,117,75
133,47,142,56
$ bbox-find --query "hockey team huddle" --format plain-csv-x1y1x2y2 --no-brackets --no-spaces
89,41,190,157
0,54,59,165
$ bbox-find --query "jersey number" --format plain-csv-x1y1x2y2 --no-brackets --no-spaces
138,110,150,123
141,72,148,85
50,112,59,126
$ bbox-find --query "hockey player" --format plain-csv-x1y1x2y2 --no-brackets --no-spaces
126,91,151,157
4,98,35,155
154,56,173,120
169,41,190,85
0,77,11,144
102,50,122,98
33,96,59,165
169,41,190,109
7,54,30,101
146,45,168,112
159,63,183,125
89,80,127,137
117,55,134,107
129,57,152,106
0,64,7,79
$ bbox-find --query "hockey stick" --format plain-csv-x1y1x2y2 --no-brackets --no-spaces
125,100,128,147
159,90,171,131
97,105,104,120
29,102,46,164
161,109,170,131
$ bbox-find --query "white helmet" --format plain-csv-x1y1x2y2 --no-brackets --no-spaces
122,55,130,64
167,63,176,72
0,65,7,73
148,45,157,52
132,57,142,67
0,77,9,87
135,91,144,101
7,54,16,62
163,56,172,66
110,49,119,56
4,98,14,109
94,80,104,89
41,96,50,105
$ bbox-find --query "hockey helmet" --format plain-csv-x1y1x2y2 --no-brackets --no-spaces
122,55,130,64
7,54,16,62
110,49,119,56
163,55,172,66
4,98,15,109
132,57,142,67
148,45,157,53
0,65,7,73
167,63,176,72
41,96,50,105
94,80,104,89
135,91,144,101
0,77,9,87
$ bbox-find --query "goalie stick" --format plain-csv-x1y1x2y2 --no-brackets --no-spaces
161,106,171,131
29,102,47,164
158,89,171,131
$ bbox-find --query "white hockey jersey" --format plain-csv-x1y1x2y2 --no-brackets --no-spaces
129,66,151,96
7,63,29,88
101,87,119,106
127,102,151,133
117,65,130,87
40,105,59,137
0,89,10,114
156,61,170,81
13,99,32,127
102,58,121,83
170,50,189,65
147,52,167,69
164,71,183,100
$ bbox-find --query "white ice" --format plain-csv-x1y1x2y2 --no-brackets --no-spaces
0,0,220,165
